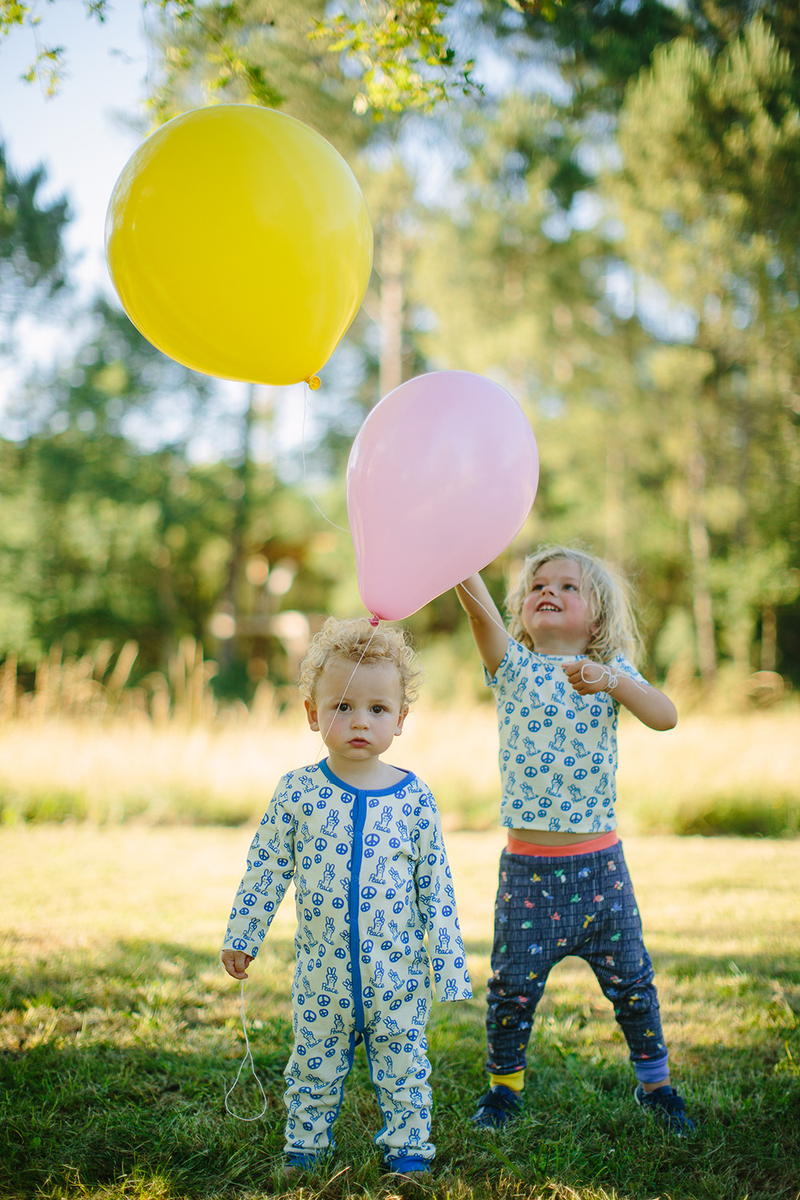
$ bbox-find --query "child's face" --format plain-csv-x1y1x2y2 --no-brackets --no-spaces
305,657,408,765
521,557,594,655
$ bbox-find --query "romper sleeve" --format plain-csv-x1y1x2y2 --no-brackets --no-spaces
412,785,473,1003
221,774,296,960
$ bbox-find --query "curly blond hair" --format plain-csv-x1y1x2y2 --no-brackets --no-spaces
298,617,422,708
506,544,641,664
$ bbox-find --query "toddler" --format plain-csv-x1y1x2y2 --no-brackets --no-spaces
221,616,472,1176
456,545,694,1136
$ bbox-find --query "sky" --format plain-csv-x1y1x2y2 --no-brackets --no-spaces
0,2,314,464
0,0,152,302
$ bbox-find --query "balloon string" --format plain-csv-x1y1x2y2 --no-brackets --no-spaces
317,623,381,761
301,383,350,534
224,980,269,1122
459,581,511,639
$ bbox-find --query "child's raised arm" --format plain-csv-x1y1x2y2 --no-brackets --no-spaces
456,573,509,677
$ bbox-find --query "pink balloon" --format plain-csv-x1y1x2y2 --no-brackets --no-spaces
347,370,539,620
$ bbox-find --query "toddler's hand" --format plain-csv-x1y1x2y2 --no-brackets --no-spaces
221,949,253,980
563,659,614,696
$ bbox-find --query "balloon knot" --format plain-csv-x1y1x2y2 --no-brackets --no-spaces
368,615,380,627
306,375,321,391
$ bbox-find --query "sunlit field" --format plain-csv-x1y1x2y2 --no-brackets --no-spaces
1,699,799,837
2,656,799,1196
1,825,798,1200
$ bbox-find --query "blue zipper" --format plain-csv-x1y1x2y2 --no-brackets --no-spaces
349,788,366,1032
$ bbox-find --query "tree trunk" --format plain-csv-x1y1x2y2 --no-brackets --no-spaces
219,382,256,670
686,427,716,685
379,223,403,399
603,440,625,564
760,605,777,673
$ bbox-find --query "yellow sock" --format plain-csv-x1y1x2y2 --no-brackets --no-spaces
490,1070,525,1092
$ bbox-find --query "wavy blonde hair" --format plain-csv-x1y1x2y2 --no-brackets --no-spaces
298,617,422,708
506,544,641,664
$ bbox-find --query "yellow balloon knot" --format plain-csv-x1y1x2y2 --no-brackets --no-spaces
307,375,321,391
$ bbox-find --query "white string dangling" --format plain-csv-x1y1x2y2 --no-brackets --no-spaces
224,980,269,1122
316,621,381,761
458,581,511,639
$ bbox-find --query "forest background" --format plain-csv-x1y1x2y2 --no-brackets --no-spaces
1,0,799,835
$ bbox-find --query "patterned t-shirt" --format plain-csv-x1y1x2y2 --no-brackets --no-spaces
485,637,647,834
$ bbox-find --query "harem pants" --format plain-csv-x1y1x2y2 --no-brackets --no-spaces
485,842,667,1076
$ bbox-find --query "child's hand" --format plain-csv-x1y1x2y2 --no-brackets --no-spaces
221,949,253,980
562,659,614,696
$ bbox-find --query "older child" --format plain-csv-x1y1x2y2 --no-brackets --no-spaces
221,617,472,1176
456,546,694,1136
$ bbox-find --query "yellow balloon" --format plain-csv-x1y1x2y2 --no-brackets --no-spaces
105,105,373,386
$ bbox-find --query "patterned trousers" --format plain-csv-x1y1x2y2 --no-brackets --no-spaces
485,842,667,1075
283,989,434,1163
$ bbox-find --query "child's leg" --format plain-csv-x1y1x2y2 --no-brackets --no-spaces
484,849,558,1078
283,1021,356,1160
579,844,669,1086
470,849,564,1126
584,868,696,1138
364,994,435,1169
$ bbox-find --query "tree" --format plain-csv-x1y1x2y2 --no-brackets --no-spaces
1,0,559,113
0,298,225,665
612,16,800,681
0,142,70,340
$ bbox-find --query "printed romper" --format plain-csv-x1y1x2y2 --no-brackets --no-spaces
223,761,472,1166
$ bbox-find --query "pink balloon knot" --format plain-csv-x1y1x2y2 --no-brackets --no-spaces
368,615,380,627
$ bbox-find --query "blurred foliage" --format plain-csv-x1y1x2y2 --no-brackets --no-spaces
2,3,800,711
1,0,559,113
0,144,70,333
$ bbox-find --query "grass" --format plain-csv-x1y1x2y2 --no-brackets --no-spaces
1,701,800,837
1,826,799,1200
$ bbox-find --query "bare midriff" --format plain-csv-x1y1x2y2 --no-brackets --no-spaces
511,827,609,847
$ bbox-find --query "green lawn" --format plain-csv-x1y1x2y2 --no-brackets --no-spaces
1,826,799,1200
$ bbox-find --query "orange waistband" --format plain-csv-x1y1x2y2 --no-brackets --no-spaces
506,830,619,858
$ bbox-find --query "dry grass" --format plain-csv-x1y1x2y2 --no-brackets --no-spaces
1,639,799,834
1,692,799,835
616,706,800,835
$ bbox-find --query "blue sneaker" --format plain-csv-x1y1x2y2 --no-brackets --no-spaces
471,1084,523,1128
283,1151,321,1178
385,1155,431,1175
634,1083,696,1136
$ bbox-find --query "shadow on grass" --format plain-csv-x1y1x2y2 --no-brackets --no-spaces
1,939,799,1200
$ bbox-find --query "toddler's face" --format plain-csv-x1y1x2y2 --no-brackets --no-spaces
305,657,407,763
521,558,593,654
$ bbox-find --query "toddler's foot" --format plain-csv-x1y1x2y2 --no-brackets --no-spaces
634,1083,696,1136
471,1083,523,1128
385,1154,431,1175
385,1156,431,1188
283,1151,320,1179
